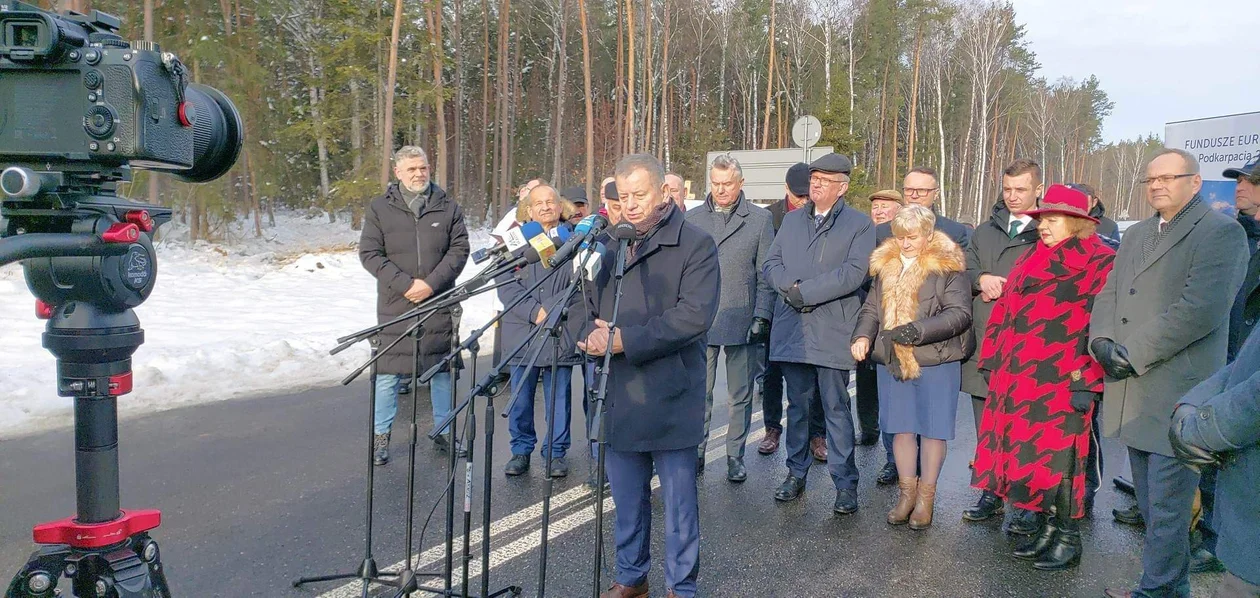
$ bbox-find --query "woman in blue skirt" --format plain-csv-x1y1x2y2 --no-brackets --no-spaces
850,205,974,530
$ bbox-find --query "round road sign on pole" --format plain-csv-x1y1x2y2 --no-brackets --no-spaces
792,115,822,149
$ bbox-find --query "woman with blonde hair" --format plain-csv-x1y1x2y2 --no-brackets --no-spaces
851,205,973,530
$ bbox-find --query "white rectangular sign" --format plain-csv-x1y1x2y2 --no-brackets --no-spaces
1165,111,1260,209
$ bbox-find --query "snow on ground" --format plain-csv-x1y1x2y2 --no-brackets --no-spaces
0,212,499,439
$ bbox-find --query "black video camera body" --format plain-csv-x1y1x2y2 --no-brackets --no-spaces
0,0,241,183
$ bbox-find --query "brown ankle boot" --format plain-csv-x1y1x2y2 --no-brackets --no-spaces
887,477,918,525
909,482,937,530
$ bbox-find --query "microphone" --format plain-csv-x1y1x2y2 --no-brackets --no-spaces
530,226,558,267
611,222,637,240
573,241,607,281
472,221,537,264
547,213,609,268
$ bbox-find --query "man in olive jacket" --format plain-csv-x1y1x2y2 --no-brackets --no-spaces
360,146,470,466
1091,149,1247,598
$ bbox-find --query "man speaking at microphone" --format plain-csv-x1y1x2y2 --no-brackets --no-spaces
360,146,470,466
498,185,582,478
578,154,720,598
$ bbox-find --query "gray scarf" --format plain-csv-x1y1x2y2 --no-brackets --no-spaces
1143,196,1199,261
400,182,431,217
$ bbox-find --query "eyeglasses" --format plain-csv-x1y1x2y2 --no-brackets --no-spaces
810,175,846,186
1137,173,1195,187
903,187,938,197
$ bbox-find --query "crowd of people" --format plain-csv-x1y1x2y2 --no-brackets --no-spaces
358,144,1260,598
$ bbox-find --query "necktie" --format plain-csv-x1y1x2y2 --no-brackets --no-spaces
1008,219,1021,238
1159,221,1167,237
815,213,826,229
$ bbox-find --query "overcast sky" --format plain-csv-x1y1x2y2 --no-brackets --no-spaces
1010,0,1260,143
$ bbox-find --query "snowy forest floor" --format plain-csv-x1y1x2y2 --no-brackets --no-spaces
0,212,497,439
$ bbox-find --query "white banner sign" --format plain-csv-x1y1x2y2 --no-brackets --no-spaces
1166,112,1260,210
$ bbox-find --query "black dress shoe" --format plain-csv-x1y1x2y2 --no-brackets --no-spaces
1007,509,1042,536
504,454,530,476
548,457,569,478
857,431,880,446
1112,504,1144,527
1013,520,1059,560
1190,547,1225,573
1032,529,1081,571
726,457,747,483
876,462,898,486
962,491,1004,522
774,475,805,502
833,489,859,515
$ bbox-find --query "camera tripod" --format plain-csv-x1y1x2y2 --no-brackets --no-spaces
5,302,170,598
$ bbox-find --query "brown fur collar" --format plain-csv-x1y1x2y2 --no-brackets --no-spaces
869,231,965,380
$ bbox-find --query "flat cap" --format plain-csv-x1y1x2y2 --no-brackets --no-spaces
809,153,853,175
603,181,619,200
869,189,903,204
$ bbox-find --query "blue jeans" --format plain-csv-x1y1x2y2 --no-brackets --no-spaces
506,365,572,458
374,372,452,436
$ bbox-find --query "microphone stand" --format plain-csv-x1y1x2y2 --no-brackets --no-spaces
299,253,527,598
291,340,399,596
590,235,631,598
493,262,592,598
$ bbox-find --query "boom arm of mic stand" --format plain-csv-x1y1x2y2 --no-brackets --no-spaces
496,270,586,421
414,259,566,383
428,247,599,441
338,309,439,386
331,252,520,353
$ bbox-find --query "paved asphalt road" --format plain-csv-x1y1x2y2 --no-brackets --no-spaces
0,358,1225,597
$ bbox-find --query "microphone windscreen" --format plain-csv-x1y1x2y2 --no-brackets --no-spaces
612,223,638,240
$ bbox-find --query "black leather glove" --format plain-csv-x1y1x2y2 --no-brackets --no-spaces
1091,337,1137,380
889,323,922,345
785,282,807,312
1069,391,1097,414
1168,404,1223,473
746,317,770,344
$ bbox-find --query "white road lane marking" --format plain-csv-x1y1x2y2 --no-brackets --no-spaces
318,412,767,598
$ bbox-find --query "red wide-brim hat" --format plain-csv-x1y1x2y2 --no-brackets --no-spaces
1023,184,1099,223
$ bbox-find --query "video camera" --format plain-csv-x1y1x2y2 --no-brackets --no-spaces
1,2,242,596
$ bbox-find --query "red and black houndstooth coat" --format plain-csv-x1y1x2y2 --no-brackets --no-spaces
971,234,1115,518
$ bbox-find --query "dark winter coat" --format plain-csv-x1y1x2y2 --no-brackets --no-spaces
581,205,720,452
495,223,584,368
1176,324,1260,586
973,235,1115,518
360,182,470,376
764,199,876,371
852,231,974,380
960,203,1041,396
1089,198,1247,456
767,196,808,233
1090,201,1120,244
874,208,971,248
684,193,776,346
1227,215,1260,362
